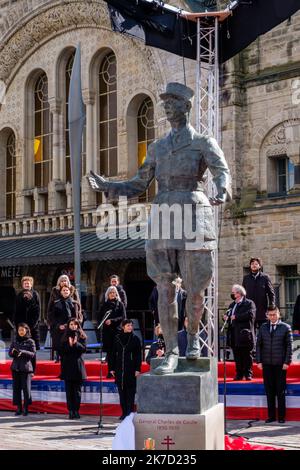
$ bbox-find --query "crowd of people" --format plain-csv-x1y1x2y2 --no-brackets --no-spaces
7,258,299,423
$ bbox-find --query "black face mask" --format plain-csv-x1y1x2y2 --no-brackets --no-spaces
231,294,236,300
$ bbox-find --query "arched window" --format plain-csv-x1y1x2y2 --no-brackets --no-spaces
34,73,52,188
99,52,117,176
65,51,86,183
137,97,155,202
6,132,16,219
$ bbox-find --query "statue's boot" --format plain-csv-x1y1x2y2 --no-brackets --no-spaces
186,332,201,360
152,351,179,375
153,300,178,375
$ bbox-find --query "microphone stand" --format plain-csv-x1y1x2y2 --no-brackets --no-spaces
81,309,116,435
221,312,231,435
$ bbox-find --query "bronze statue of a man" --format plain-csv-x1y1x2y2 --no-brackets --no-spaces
88,82,231,375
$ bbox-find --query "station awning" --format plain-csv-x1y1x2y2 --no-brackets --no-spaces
0,230,146,267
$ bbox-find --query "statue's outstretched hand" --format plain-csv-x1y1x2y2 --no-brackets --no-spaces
87,171,109,192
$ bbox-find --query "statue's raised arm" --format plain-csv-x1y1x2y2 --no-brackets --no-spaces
87,144,156,201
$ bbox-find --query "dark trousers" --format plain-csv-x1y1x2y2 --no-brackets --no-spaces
12,372,32,407
117,384,136,417
233,347,253,378
263,365,287,420
65,381,82,412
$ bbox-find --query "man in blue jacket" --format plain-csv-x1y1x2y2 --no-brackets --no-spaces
256,306,293,424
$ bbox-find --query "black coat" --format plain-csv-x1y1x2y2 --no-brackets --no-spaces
111,331,142,389
47,286,82,323
60,331,87,382
292,295,300,330
48,297,81,351
14,289,41,349
242,272,275,321
227,298,256,349
256,321,293,365
98,300,126,352
9,336,36,374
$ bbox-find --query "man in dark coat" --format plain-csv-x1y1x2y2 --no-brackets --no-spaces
225,284,256,380
110,319,142,420
292,294,300,333
242,257,275,330
14,276,41,350
256,306,293,424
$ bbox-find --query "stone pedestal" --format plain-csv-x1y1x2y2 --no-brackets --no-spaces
137,358,218,414
134,358,224,450
134,405,224,450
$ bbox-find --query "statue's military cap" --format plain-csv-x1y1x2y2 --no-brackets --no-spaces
160,82,194,103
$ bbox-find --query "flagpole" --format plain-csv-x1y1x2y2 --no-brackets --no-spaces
69,44,86,297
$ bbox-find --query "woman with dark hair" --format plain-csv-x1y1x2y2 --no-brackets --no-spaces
98,286,126,378
9,323,36,416
60,318,87,419
48,285,82,363
110,319,142,420
47,274,82,319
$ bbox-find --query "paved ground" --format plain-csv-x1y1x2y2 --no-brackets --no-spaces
0,411,299,450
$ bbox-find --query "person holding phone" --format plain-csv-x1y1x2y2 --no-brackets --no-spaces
60,318,87,419
9,323,36,416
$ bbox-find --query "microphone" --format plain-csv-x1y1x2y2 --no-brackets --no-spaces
221,308,232,333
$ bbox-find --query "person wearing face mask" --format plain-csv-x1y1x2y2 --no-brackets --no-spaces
224,284,256,381
9,323,36,416
97,286,126,378
242,257,275,331
48,286,82,362
60,318,87,419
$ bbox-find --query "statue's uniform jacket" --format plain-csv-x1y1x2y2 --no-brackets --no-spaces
107,124,231,251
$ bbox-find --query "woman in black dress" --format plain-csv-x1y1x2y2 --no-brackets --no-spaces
98,286,126,377
60,318,87,419
110,319,142,420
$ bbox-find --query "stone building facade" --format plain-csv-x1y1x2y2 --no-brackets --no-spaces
0,0,299,333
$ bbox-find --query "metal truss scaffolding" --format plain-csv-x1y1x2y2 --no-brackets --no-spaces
194,14,221,358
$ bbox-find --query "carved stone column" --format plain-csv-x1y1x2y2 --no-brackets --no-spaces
82,89,97,209
49,98,63,181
